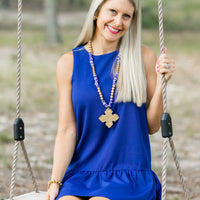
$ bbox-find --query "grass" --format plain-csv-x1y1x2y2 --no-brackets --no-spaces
0,146,10,168
186,125,196,137
164,31,200,55
141,0,200,31
174,198,179,200
0,32,17,46
0,131,13,144
142,29,200,55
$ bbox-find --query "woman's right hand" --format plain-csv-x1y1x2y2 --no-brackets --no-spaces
43,184,59,200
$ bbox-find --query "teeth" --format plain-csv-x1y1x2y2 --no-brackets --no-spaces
108,26,119,32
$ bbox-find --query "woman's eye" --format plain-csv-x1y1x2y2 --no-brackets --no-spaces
123,14,131,19
110,9,116,14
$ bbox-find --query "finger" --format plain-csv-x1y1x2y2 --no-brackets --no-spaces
157,66,174,75
165,74,172,82
50,195,55,200
156,59,167,66
164,46,167,54
159,58,173,64
156,65,159,73
158,54,167,60
159,68,169,73
158,61,175,71
158,62,169,70
158,71,172,81
158,57,174,66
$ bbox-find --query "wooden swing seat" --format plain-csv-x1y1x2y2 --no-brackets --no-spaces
6,191,46,200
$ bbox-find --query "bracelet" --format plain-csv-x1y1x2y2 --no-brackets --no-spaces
47,180,62,190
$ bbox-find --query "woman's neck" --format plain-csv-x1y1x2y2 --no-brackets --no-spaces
91,36,119,55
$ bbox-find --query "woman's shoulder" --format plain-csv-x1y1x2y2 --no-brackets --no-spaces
142,45,157,61
56,51,73,81
141,45,157,71
57,51,73,67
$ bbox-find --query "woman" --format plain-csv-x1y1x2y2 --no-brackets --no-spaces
44,0,175,199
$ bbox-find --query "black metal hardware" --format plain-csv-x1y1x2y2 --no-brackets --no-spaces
161,113,173,138
13,118,25,141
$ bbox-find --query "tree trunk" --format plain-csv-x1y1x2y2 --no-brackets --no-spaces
69,0,85,6
2,0,11,9
69,0,74,6
44,0,62,44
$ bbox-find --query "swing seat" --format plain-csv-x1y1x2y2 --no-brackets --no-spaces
6,191,46,200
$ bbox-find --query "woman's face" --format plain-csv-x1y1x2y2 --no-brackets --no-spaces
95,0,135,43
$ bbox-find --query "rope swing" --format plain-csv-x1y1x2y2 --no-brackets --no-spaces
8,0,191,199
157,0,191,199
9,0,44,199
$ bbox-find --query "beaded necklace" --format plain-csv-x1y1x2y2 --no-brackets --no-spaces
88,41,120,128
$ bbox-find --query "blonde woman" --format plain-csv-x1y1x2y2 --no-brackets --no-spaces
44,0,175,199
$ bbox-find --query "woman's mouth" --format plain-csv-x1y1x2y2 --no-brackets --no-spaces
106,25,121,34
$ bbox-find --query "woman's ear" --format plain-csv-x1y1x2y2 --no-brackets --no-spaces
93,15,98,21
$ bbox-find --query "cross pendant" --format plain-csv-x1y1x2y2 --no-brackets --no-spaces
99,108,119,128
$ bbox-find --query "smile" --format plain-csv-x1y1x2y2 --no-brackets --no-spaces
106,25,121,34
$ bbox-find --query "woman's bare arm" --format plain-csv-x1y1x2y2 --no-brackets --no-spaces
142,46,163,135
51,51,76,182
143,46,175,135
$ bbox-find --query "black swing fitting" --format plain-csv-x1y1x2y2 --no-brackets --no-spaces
161,112,173,138
13,118,25,141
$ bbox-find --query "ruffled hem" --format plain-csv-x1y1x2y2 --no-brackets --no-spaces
56,169,161,200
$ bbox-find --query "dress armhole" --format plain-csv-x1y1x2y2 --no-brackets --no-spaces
71,50,76,83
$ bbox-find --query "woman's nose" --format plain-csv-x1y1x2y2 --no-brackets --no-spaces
114,15,122,27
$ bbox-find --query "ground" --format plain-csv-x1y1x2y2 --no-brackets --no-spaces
0,10,200,200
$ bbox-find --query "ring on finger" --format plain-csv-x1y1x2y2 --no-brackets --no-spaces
166,63,170,69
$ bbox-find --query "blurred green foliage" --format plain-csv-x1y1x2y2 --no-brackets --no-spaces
0,130,13,144
142,0,200,31
1,0,199,31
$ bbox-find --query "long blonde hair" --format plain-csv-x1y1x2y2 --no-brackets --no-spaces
75,0,147,107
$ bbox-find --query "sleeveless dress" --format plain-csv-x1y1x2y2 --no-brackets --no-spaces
56,46,161,200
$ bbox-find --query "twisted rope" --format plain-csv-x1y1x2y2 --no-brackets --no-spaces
9,0,39,198
21,141,39,192
9,0,23,198
157,1,168,198
9,141,19,200
157,0,190,200
169,138,190,200
161,138,168,200
16,0,22,119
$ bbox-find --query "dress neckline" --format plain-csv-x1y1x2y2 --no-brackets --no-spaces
81,45,119,57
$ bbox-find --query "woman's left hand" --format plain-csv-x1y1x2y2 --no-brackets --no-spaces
156,47,175,82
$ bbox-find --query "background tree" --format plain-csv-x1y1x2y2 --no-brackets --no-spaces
68,0,87,7
44,0,62,44
1,0,11,9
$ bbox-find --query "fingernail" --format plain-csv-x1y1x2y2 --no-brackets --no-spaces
157,61,159,64
164,47,167,54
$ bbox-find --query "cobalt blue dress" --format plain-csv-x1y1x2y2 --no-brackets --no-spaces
56,45,161,200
